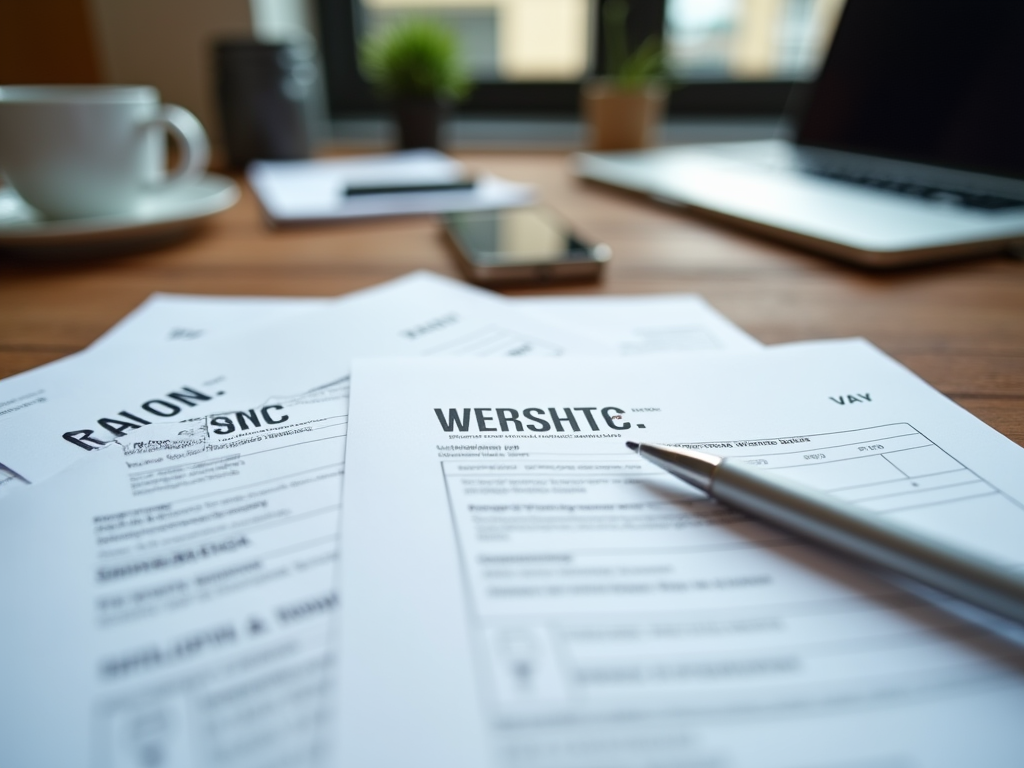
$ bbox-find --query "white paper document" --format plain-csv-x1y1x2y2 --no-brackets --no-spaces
247,149,534,224
339,340,1024,768
516,294,761,353
91,293,332,350
0,385,348,767
90,292,760,355
0,271,607,492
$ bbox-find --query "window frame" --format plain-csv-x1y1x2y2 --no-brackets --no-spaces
316,0,800,118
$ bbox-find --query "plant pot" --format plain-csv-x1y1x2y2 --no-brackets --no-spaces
393,97,449,150
581,80,668,151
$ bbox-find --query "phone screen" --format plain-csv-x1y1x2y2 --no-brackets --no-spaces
446,208,593,265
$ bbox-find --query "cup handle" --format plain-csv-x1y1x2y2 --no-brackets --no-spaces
144,104,210,186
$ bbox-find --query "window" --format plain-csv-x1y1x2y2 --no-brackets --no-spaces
665,0,845,81
361,0,593,82
316,0,845,118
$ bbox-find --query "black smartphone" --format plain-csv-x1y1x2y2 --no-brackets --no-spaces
441,207,611,286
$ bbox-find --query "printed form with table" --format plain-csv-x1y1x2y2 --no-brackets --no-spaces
2,265,1023,768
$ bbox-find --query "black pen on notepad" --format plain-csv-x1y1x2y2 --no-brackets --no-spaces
342,176,477,197
627,440,1024,627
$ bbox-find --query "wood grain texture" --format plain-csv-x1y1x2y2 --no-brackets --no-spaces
1,152,1022,444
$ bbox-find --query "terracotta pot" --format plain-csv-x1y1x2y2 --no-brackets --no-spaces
581,80,667,151
393,97,449,150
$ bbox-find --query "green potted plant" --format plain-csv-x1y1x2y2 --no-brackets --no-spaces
582,0,670,150
360,19,471,150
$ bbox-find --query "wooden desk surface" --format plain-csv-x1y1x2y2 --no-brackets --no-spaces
2,151,1023,444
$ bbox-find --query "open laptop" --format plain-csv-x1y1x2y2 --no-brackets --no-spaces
575,0,1024,268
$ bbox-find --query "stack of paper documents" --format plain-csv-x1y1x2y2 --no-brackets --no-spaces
247,149,534,224
1,271,1022,768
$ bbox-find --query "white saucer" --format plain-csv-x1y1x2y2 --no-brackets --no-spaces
0,173,240,256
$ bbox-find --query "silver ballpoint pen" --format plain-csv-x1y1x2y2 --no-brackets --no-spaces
627,441,1024,626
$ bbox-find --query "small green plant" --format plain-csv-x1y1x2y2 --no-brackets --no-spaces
360,18,471,101
603,0,666,90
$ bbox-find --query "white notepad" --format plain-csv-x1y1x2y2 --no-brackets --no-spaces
247,149,534,224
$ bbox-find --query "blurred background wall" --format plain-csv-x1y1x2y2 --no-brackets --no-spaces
0,0,314,147
88,0,254,140
0,0,101,84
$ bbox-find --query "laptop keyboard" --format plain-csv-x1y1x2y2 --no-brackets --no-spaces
807,167,1024,210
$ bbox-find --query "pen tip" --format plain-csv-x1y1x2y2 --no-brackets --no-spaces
625,441,640,452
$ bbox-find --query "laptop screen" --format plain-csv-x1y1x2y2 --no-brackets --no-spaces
796,0,1024,179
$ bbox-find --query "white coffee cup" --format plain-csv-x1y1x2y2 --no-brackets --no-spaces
0,85,210,219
